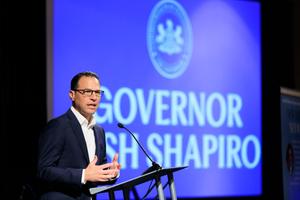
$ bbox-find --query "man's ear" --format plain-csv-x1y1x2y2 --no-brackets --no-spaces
69,90,75,101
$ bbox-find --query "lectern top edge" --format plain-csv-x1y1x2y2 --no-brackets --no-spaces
89,165,188,195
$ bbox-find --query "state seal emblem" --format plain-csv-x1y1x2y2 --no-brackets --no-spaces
147,0,193,79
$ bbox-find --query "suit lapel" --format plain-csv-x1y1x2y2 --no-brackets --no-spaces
67,110,90,164
93,127,101,163
93,126,105,164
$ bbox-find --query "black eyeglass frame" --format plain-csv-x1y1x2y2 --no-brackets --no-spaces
73,89,104,97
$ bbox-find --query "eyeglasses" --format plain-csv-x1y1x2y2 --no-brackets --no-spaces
74,89,104,97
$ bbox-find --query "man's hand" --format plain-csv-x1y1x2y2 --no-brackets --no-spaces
110,153,121,178
84,156,117,182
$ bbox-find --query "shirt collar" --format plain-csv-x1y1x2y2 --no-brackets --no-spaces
71,106,96,128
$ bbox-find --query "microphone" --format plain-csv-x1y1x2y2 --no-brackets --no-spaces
117,122,162,174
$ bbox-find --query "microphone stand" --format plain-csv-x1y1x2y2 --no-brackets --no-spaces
117,123,162,174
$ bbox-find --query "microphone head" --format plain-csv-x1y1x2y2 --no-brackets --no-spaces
117,122,124,128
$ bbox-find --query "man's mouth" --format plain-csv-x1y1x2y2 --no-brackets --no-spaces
87,104,97,108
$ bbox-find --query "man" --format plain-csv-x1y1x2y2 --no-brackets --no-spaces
37,71,120,200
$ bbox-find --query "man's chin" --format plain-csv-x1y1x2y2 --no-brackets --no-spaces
87,107,97,113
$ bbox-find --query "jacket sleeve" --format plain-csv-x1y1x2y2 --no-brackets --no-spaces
37,118,83,190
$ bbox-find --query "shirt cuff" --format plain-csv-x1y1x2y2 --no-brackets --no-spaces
81,169,86,184
109,171,120,181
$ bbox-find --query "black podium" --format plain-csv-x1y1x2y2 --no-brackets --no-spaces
89,166,188,200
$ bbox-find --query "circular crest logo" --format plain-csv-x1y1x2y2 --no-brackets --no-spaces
147,0,193,79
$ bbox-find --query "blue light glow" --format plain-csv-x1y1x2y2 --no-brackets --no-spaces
52,0,261,198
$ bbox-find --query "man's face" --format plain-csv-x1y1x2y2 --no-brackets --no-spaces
69,76,101,120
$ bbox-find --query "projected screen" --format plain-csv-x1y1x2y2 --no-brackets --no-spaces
49,0,261,198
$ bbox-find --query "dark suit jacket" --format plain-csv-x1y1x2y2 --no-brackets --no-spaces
37,109,112,200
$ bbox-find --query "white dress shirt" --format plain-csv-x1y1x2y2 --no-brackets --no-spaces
71,106,96,184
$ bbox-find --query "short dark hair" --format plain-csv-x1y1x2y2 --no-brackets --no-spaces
70,71,100,90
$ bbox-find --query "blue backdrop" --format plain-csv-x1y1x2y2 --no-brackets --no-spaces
51,0,261,198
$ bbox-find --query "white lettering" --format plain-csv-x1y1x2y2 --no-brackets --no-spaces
171,91,188,126
108,132,261,170
96,87,244,128
147,133,163,167
119,133,139,169
206,93,227,128
155,90,170,125
164,134,182,167
241,135,261,168
114,87,137,124
183,134,201,168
